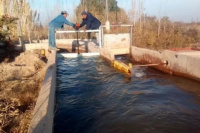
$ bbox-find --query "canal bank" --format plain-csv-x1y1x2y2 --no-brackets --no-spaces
28,51,57,133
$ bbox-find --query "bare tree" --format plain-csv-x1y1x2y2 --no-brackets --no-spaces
158,0,162,38
15,0,24,50
139,0,143,32
132,0,136,27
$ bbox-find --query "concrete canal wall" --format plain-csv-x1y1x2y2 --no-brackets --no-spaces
28,51,57,133
100,34,130,61
131,46,200,81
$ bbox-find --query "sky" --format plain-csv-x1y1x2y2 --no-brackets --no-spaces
28,0,200,25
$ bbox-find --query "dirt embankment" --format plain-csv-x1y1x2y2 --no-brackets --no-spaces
0,51,47,133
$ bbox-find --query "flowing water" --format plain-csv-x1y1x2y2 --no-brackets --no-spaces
54,56,200,133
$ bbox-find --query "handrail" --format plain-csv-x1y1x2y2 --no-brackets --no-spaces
55,29,102,47
56,30,100,33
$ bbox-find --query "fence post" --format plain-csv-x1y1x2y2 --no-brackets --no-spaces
99,27,102,48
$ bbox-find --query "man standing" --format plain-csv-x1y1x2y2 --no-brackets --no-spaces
48,11,76,50
79,11,101,43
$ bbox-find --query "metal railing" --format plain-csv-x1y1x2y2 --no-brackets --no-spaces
56,29,102,47
55,24,133,48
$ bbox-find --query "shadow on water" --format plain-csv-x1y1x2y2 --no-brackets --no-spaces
72,39,89,53
58,48,70,53
54,57,200,133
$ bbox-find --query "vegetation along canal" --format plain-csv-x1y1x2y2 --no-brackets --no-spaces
54,56,200,133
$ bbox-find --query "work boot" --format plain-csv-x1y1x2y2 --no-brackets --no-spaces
48,46,60,51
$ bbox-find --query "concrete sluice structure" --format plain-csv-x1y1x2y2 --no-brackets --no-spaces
28,25,200,133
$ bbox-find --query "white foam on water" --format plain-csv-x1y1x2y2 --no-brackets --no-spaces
132,67,147,78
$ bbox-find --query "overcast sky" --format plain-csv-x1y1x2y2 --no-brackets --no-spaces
29,0,200,24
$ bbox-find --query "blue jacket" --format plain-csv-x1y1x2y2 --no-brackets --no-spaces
49,15,75,29
80,13,101,30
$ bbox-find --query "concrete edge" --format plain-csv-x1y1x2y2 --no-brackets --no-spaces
100,48,130,62
57,53,100,58
131,46,200,82
25,43,49,50
28,51,57,133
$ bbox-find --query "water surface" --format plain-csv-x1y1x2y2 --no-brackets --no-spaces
55,56,200,133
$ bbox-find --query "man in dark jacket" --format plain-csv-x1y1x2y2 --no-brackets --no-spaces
79,11,101,43
48,11,76,50
80,11,101,30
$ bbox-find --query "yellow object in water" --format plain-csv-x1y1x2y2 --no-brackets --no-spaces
113,60,132,76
